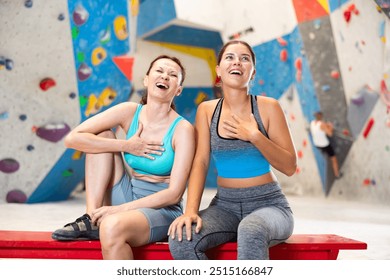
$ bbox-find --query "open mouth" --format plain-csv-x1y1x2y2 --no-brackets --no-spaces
229,70,242,75
156,82,169,89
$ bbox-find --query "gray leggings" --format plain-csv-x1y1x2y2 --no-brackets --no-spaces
169,182,294,260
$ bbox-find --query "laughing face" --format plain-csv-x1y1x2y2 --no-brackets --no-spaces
143,58,183,102
216,43,256,89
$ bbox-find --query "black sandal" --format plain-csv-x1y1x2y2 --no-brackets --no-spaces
51,214,99,241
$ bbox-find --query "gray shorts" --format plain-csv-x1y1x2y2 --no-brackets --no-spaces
111,172,183,243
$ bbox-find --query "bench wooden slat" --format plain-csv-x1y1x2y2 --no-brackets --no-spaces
0,230,367,260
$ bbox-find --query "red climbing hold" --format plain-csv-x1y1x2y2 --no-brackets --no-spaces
344,11,351,22
331,70,340,79
363,118,374,139
39,78,56,91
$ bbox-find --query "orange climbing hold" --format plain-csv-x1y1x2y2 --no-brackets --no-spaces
277,37,288,47
39,78,56,91
280,49,288,62
295,58,302,71
113,55,134,81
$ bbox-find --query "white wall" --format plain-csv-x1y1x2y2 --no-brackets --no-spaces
175,0,297,45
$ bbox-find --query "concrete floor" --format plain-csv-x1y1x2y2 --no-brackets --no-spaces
0,188,389,260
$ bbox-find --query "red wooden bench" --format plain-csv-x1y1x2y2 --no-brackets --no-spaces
0,230,367,260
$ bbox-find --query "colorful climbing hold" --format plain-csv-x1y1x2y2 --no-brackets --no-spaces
6,190,27,203
72,4,89,26
379,20,385,43
39,78,56,91
113,15,128,40
5,59,13,70
277,37,288,47
321,85,330,92
91,47,107,66
85,94,99,117
77,63,92,81
76,51,85,63
0,57,14,70
0,158,20,173
79,95,88,107
58,13,65,21
19,114,27,121
331,70,340,79
100,26,111,44
36,123,71,143
295,71,302,82
342,129,350,136
26,144,35,151
72,150,84,160
195,91,208,105
71,26,80,39
0,56,5,70
69,92,77,99
113,56,134,81
0,111,9,120
24,0,33,8
98,87,117,107
62,169,73,177
313,19,321,30
280,49,288,62
362,178,371,186
344,3,360,23
294,57,302,71
362,117,374,139
343,10,351,23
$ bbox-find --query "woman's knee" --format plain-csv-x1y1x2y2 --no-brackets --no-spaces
238,217,270,242
168,226,198,259
100,214,124,248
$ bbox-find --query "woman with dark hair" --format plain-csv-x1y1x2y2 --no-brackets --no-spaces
52,55,195,260
168,41,297,260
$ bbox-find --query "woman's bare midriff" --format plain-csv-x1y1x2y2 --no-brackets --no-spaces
217,172,277,188
131,171,171,184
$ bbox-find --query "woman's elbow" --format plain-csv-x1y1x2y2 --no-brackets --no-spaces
285,159,297,176
64,132,75,148
169,193,184,205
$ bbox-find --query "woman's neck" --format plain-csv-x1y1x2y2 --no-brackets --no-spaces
221,87,251,113
142,102,171,126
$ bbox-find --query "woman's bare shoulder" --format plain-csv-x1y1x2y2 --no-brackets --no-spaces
256,95,279,107
197,98,220,112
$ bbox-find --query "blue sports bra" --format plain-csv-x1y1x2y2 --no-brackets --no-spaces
124,104,184,176
210,95,271,178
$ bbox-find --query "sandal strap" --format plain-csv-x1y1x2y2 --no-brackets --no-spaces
79,214,93,231
63,214,94,231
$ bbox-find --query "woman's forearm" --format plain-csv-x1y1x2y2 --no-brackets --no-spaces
64,132,126,154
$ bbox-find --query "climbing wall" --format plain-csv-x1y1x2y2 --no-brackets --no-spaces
1,0,389,205
326,0,390,202
0,0,80,203
0,0,132,203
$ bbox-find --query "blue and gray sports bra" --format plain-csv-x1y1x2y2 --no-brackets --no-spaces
210,95,271,178
124,104,184,176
